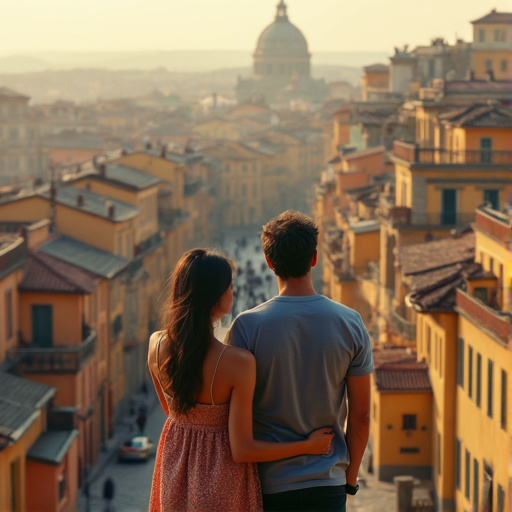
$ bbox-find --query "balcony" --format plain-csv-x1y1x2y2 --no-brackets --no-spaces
392,141,512,166
389,310,416,341
410,211,475,227
0,237,25,279
475,207,511,245
7,330,97,374
134,232,163,257
456,288,511,344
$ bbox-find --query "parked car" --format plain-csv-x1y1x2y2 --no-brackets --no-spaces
118,436,154,462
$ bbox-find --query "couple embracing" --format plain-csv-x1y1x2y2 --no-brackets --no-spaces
148,210,373,512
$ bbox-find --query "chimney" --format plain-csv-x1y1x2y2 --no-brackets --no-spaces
160,145,166,159
99,163,106,178
145,141,152,150
77,194,84,207
108,204,115,218
469,70,475,81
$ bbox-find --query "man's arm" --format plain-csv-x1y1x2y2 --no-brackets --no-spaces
345,374,371,486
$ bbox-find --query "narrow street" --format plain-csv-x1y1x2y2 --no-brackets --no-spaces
77,228,395,511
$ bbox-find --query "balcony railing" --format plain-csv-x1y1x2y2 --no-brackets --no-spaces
389,310,416,341
393,141,512,166
7,330,97,374
456,289,511,344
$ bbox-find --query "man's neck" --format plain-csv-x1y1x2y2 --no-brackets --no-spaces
276,274,317,297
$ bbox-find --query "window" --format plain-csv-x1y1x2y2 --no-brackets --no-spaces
483,189,499,210
5,289,13,339
487,359,494,418
474,287,489,305
501,369,507,430
494,28,503,41
480,137,493,163
456,438,461,490
241,183,247,197
224,163,230,172
437,433,441,475
427,326,431,362
457,337,465,388
485,59,492,70
501,59,508,72
402,414,417,430
400,447,420,453
32,305,53,347
252,182,258,198
441,189,457,225
465,449,470,499
242,165,248,173
473,459,479,512
479,28,485,42
476,353,482,408
497,484,505,512
468,346,473,399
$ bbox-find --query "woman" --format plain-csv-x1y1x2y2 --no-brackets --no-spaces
148,249,334,512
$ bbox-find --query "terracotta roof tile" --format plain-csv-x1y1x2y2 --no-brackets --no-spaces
375,366,431,392
471,10,512,24
398,232,475,275
19,251,98,293
439,104,512,128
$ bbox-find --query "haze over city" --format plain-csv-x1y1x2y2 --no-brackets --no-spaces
1,0,511,54
1,1,511,511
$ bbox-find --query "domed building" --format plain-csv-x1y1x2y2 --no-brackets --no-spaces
236,1,327,106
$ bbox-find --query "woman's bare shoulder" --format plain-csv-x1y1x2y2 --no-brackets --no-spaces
223,344,255,367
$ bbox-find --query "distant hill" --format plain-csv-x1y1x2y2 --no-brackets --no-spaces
0,50,390,74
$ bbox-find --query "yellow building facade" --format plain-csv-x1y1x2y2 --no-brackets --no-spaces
471,10,512,80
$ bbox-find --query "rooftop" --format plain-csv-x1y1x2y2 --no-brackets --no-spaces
99,164,161,190
39,235,128,279
39,185,139,222
19,251,98,294
373,348,431,392
471,10,512,24
398,231,475,275
28,430,79,465
0,372,55,445
439,104,512,128
0,86,29,100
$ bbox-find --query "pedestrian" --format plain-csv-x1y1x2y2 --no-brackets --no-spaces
147,248,334,512
136,410,146,435
102,476,115,512
226,211,374,512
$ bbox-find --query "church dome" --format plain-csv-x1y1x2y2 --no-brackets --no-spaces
254,1,309,57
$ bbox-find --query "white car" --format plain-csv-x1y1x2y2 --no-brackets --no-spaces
118,436,154,462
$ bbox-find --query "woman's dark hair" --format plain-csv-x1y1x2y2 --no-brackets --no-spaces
160,248,233,414
261,210,318,279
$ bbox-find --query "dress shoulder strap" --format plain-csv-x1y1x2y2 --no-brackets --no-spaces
210,345,228,406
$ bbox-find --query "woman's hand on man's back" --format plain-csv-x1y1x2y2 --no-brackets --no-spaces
305,427,335,455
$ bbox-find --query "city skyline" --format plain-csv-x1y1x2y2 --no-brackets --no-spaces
1,0,511,56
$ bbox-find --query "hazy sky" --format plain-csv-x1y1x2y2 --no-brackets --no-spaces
1,0,510,55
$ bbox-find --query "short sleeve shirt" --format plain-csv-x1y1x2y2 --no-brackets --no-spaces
226,294,373,494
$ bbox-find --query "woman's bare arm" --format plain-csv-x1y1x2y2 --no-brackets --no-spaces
148,332,169,415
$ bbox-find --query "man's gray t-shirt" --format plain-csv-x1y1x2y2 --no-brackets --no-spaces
226,294,373,495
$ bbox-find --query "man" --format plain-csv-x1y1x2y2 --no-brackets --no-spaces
226,211,373,512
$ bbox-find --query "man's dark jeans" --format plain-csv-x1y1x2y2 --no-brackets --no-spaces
262,485,347,512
